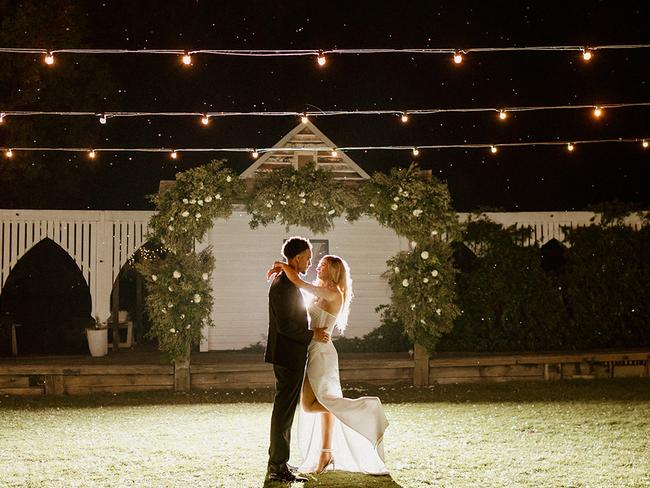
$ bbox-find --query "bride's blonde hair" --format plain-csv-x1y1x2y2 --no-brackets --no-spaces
319,255,353,333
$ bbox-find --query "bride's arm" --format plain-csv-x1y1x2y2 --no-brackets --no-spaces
270,261,340,301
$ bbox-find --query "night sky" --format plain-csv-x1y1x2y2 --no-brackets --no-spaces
0,0,649,211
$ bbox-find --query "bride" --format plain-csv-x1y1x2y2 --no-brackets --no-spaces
269,255,389,475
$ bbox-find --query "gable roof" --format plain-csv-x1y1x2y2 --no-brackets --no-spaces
239,121,370,180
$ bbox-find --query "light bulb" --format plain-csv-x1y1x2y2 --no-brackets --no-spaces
301,114,309,124
170,150,178,159
182,52,192,65
88,150,96,159
317,51,326,66
582,49,592,61
643,140,649,149
412,147,419,156
499,110,508,120
453,51,463,64
5,149,13,158
567,143,575,152
201,115,210,126
401,113,409,123
490,145,498,154
98,114,107,124
44,51,55,65
593,106,603,118
252,150,259,159
331,150,338,157
0,113,5,124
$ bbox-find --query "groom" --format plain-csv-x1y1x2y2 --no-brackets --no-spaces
265,236,330,483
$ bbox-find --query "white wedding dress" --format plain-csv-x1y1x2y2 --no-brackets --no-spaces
291,302,389,474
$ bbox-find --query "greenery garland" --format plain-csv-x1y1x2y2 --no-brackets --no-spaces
137,250,215,360
246,162,361,233
148,160,246,252
361,163,459,244
138,160,245,360
363,164,461,351
141,160,459,359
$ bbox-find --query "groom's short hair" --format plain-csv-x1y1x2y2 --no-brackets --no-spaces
282,236,312,260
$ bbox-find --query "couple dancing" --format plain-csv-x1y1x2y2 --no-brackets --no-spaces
264,236,389,483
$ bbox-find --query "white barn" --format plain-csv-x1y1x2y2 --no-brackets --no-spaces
1,122,643,353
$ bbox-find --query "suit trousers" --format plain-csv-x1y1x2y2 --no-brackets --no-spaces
267,363,305,473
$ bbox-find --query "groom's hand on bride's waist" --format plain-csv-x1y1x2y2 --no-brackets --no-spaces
313,328,330,343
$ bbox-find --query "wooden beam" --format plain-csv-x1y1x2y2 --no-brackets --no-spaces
174,356,191,391
111,278,120,351
44,375,65,394
136,272,143,344
413,343,430,387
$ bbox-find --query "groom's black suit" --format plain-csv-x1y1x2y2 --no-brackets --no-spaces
265,272,313,475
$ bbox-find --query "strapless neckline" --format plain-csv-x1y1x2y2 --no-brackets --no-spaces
312,304,337,318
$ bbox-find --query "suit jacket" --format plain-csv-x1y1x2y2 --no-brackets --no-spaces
265,272,313,370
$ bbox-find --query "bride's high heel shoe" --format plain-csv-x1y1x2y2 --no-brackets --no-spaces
316,448,335,474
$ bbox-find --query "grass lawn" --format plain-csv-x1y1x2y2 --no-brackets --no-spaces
1,379,649,487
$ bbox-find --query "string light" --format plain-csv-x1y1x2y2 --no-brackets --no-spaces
3,138,648,157
401,112,409,123
412,147,419,156
201,114,210,126
643,140,649,148
181,52,192,66
88,149,96,159
567,143,575,152
331,149,338,157
98,113,107,124
170,150,178,159
498,110,508,120
252,149,259,159
2,44,648,60
593,106,603,118
44,51,54,65
453,51,463,64
317,50,326,66
0,113,4,124
5,149,12,158
490,145,498,154
6,102,648,122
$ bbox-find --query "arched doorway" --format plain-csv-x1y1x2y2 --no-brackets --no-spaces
108,241,166,349
0,238,92,355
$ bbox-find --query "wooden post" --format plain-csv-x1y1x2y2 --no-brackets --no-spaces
11,324,18,356
174,356,191,391
413,343,430,387
136,272,143,344
111,279,120,351
544,363,550,380
44,375,64,395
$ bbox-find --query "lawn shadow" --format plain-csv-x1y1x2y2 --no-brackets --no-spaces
263,471,403,487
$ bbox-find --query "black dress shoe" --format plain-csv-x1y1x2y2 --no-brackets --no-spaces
266,470,307,483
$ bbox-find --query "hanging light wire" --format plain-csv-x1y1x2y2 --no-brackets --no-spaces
2,43,650,58
2,101,650,122
2,138,648,156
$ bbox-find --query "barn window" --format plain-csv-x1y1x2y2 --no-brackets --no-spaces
296,154,315,169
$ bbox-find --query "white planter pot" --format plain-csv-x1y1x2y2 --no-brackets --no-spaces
86,328,108,357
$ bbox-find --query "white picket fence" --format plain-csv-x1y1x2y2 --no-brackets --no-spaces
0,210,153,320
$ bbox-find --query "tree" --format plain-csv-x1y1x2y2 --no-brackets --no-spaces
0,0,118,208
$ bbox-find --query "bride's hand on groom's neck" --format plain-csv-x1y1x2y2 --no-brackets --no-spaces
266,265,282,281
